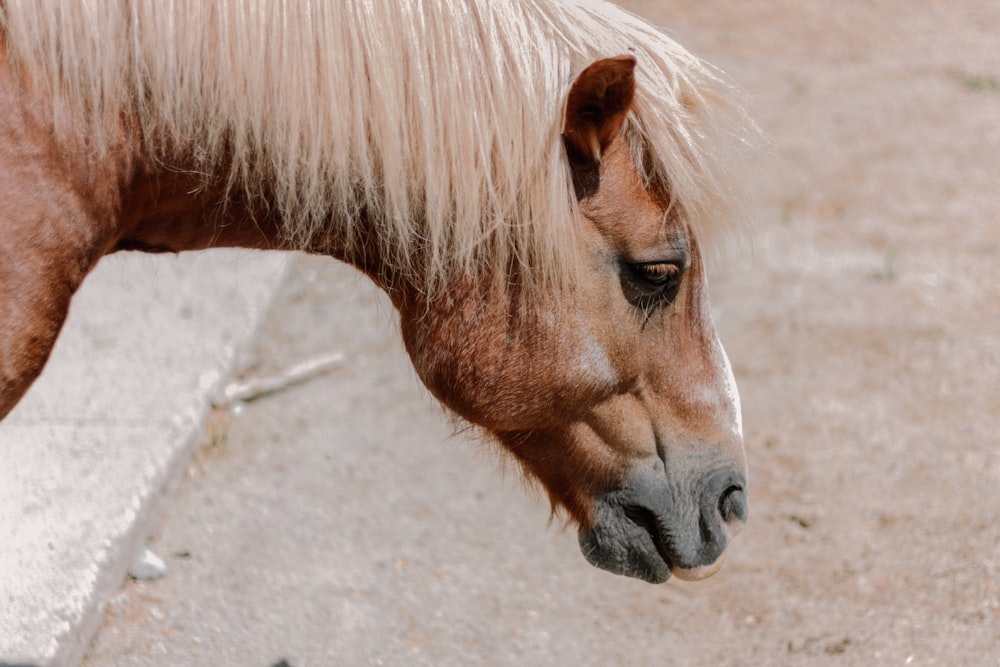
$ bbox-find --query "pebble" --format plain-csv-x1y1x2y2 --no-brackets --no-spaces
129,548,168,580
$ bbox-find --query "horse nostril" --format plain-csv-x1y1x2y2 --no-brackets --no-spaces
718,485,747,524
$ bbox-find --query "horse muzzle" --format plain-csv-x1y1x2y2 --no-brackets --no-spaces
578,460,748,584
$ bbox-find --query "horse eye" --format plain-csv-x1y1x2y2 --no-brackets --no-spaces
622,261,684,309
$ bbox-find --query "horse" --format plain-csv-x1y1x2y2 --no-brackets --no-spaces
0,0,754,584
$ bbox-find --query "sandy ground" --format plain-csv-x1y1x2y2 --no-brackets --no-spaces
84,0,999,664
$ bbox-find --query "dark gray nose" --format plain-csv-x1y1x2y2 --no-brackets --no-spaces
578,464,748,584
630,466,748,570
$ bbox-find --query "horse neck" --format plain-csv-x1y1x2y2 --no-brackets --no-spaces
113,154,428,306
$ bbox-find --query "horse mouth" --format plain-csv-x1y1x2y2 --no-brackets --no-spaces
622,504,676,576
578,502,676,584
623,504,732,582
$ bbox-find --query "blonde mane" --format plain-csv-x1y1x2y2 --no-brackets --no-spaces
0,0,752,293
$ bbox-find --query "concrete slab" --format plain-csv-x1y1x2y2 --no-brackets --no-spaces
0,249,289,667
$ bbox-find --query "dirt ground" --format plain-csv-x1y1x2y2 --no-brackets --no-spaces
84,0,998,665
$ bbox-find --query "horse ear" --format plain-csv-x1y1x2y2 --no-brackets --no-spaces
562,55,637,164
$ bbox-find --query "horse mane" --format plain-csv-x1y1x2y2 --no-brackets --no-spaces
0,0,753,294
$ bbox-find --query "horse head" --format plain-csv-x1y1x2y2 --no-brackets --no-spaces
395,57,747,584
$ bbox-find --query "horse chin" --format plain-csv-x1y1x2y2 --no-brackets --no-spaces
670,554,727,582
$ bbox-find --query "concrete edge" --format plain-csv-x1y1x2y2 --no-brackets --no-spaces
0,249,292,667
65,262,290,667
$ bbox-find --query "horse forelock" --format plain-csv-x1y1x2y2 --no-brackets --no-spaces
0,0,753,295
